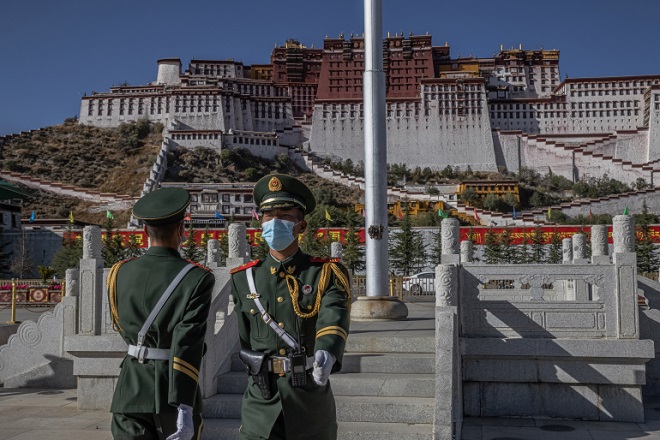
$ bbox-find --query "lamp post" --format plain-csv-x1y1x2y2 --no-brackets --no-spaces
6,278,19,325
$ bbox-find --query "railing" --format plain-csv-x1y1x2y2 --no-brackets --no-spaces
351,274,435,302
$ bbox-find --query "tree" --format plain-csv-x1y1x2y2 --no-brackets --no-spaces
499,228,517,264
52,225,83,277
37,265,57,283
0,227,12,277
389,202,422,275
530,225,546,263
300,206,331,258
518,233,530,264
635,201,660,274
181,222,203,262
124,234,143,259
482,227,501,264
547,229,563,264
342,223,365,275
101,216,125,267
430,227,443,266
10,230,34,278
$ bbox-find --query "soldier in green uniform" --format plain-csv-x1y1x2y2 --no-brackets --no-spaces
231,174,351,440
108,187,215,440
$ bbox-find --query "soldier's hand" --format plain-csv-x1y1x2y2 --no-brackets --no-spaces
166,404,194,440
312,350,335,386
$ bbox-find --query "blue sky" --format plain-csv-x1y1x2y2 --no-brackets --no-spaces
1,0,659,136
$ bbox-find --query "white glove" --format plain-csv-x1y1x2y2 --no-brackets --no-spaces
166,404,194,440
312,350,335,386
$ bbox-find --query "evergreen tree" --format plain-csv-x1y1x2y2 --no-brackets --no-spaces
547,229,563,264
389,202,421,275
483,227,501,264
300,206,330,257
342,223,365,275
199,225,211,265
251,233,270,260
430,226,443,266
124,234,143,259
499,227,516,264
635,201,660,274
0,227,12,277
530,225,546,263
518,233,530,264
411,233,428,272
52,224,83,277
101,216,125,267
181,222,203,262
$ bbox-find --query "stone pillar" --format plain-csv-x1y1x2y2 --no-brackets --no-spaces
441,218,460,265
572,233,587,261
613,215,635,254
591,225,610,264
612,215,639,338
460,241,473,263
562,238,573,264
207,239,221,269
226,223,249,269
434,263,462,440
79,226,104,336
331,242,343,261
62,269,79,339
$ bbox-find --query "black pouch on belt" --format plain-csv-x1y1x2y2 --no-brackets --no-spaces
238,348,272,399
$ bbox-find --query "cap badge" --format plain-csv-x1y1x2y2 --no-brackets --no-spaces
268,176,282,192
302,284,313,295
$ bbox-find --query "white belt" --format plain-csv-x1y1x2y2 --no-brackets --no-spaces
127,344,171,362
268,356,315,375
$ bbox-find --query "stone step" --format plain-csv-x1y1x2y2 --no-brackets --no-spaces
345,335,435,353
217,371,435,397
201,419,433,440
336,395,435,424
341,352,436,374
203,394,435,424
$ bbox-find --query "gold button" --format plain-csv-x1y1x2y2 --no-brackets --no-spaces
307,305,313,310
278,322,285,328
279,272,285,278
277,296,284,303
250,308,255,314
279,349,286,356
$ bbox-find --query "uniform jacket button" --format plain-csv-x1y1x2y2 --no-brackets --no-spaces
279,349,286,356
279,272,286,278
278,322,285,328
277,296,284,303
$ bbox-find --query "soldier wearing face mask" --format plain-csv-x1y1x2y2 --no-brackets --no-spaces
230,174,351,440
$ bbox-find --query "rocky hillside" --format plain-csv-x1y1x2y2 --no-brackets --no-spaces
1,119,161,224
1,121,362,225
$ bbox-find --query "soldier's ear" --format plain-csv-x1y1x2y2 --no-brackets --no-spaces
298,219,307,234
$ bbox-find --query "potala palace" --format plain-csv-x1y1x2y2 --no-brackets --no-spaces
79,34,660,185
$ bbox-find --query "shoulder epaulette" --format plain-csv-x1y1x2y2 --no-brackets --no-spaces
111,257,138,270
309,257,331,263
186,259,212,272
230,259,260,274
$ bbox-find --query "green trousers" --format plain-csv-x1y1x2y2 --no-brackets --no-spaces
111,412,203,440
239,412,286,440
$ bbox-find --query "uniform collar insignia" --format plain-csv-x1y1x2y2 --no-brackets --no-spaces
286,266,296,275
270,267,277,275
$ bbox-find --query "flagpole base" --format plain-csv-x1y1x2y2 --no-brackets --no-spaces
350,296,408,321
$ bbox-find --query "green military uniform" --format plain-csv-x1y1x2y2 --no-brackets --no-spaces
231,174,351,440
108,187,215,440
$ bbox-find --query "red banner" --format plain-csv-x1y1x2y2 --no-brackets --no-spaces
65,225,660,248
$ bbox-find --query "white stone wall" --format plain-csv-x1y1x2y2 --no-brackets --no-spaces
647,89,660,161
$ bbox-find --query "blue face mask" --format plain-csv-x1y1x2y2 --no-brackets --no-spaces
261,218,300,251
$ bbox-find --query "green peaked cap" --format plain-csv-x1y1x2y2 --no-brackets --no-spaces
253,174,316,214
132,187,191,225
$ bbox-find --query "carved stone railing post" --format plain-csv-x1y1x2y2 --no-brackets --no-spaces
207,239,221,269
572,233,587,262
591,225,609,264
63,268,80,338
612,215,639,338
435,262,461,440
562,238,573,264
79,226,104,336
460,240,473,263
226,223,249,269
441,218,460,265
331,242,343,261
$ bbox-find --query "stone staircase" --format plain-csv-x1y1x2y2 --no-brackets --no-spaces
202,326,436,439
